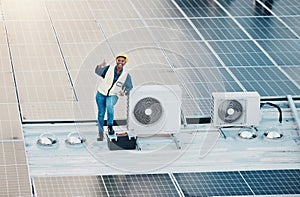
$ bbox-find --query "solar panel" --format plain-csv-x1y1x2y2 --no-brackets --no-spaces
45,1,95,20
281,16,300,36
145,18,200,41
0,104,22,140
132,0,183,19
209,40,274,67
0,141,32,196
52,20,105,43
31,169,300,197
237,17,297,40
174,0,228,17
159,41,221,68
98,19,145,39
103,173,180,197
177,67,243,97
0,24,6,44
90,0,140,20
0,70,17,103
1,0,49,21
174,169,300,196
230,66,300,96
0,5,2,21
174,171,254,197
268,0,300,16
21,102,74,120
0,44,11,73
192,18,248,40
33,176,107,197
282,66,300,89
2,0,299,123
258,40,300,66
5,21,57,44
1,0,300,196
241,169,300,195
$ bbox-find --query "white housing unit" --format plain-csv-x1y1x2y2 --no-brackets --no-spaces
127,85,182,135
211,92,261,127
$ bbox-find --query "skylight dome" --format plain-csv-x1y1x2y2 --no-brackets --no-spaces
238,128,257,139
65,132,86,145
264,131,283,139
37,133,58,147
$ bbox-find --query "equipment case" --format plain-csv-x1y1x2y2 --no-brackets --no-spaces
106,132,137,150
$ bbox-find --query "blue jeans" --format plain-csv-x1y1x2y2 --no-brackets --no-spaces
96,92,118,132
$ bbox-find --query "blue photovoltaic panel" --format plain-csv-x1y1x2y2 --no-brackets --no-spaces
200,67,244,93
159,41,222,68
258,40,300,66
176,67,244,117
217,0,263,17
220,0,300,17
237,17,298,40
281,16,300,36
268,0,300,16
241,169,300,195
209,40,273,67
174,0,228,17
176,67,243,98
3,0,300,195
174,171,254,197
282,66,300,89
174,169,300,196
132,0,183,19
229,67,300,96
145,18,201,41
103,173,180,197
192,18,248,40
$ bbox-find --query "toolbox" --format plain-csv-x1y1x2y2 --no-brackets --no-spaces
106,132,137,150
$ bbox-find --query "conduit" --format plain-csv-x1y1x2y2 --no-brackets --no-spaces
287,95,300,137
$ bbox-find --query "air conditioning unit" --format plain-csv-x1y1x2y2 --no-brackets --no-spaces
127,85,182,135
211,92,260,127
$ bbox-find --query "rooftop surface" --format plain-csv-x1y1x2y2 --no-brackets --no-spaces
25,105,300,176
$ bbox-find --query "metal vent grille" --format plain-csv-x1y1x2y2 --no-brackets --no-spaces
218,100,243,123
133,97,163,125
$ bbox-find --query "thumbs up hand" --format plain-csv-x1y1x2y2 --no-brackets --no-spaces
98,59,106,68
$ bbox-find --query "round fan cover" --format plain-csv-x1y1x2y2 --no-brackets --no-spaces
133,97,163,125
218,100,243,123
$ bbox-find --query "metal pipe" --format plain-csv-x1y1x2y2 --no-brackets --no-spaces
287,95,300,136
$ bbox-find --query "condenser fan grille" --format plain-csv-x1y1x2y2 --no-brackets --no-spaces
218,99,243,123
133,97,163,125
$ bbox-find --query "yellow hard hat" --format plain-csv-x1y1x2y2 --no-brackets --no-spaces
115,53,128,63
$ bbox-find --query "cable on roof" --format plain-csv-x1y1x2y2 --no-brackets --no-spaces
260,102,282,123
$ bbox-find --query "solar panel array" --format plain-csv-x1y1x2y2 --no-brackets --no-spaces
32,169,300,196
1,0,300,196
175,169,300,196
0,1,32,196
103,173,180,197
1,0,299,122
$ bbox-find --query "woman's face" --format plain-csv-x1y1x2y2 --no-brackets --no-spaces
116,57,126,70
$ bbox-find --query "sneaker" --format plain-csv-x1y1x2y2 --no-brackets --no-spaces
97,132,104,141
108,125,115,135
